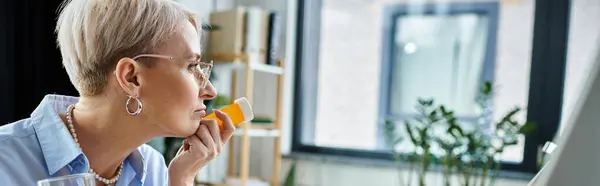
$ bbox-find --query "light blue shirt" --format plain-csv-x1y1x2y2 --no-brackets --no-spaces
0,95,169,185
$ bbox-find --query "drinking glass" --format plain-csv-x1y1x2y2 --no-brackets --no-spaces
37,173,96,186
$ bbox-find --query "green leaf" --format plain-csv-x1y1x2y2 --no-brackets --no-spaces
496,107,521,129
503,139,518,146
283,162,296,186
429,110,438,119
418,127,428,139
383,121,402,149
440,105,448,114
394,138,403,145
449,126,465,137
383,120,396,132
418,98,434,107
504,107,521,120
404,121,419,145
518,121,537,134
508,120,519,127
481,81,493,95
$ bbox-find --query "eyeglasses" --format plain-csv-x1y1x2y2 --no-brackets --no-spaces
132,54,213,88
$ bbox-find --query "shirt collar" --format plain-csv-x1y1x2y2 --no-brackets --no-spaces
127,149,148,182
31,94,146,178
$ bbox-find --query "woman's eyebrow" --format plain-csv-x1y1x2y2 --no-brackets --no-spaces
184,53,202,61
193,53,202,60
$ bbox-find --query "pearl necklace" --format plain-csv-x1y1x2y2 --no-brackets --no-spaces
66,104,123,185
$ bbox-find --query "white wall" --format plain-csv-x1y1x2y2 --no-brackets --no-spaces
561,0,600,133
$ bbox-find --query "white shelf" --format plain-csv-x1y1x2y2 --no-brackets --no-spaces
249,63,284,75
214,62,283,75
233,128,280,137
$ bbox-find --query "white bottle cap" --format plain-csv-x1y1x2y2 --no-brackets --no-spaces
234,97,254,122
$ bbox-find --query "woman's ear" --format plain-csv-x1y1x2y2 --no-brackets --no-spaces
114,57,141,96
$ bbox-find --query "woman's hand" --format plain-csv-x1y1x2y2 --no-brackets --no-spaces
167,110,236,185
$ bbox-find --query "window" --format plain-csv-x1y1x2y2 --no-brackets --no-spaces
383,7,496,122
293,0,570,173
380,3,509,159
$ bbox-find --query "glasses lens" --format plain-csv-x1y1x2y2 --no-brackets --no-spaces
199,63,212,88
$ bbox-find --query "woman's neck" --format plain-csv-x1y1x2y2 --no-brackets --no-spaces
60,95,159,179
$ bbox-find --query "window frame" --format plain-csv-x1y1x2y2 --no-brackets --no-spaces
292,0,571,174
378,2,500,149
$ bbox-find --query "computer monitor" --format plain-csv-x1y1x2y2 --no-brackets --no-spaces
528,47,600,186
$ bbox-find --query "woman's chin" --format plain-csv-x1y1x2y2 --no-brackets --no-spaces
162,125,199,138
181,122,200,136
171,130,196,138
159,120,200,137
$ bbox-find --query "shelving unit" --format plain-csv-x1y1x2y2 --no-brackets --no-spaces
198,52,284,186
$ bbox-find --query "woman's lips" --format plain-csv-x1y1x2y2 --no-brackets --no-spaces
192,106,207,120
194,110,206,116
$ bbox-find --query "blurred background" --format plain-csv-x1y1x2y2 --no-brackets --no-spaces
0,0,597,185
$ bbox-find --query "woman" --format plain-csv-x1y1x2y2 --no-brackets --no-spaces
0,0,235,185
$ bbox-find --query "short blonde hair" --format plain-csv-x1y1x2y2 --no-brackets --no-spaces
56,0,198,96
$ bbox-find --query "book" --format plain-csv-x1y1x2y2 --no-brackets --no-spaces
266,11,281,65
207,8,247,58
244,6,270,64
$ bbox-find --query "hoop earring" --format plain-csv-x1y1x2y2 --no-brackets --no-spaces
126,95,143,116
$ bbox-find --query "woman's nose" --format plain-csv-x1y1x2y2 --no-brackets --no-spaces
201,81,217,100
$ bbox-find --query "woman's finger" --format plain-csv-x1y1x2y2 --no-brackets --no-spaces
182,135,212,170
176,139,189,155
203,118,222,153
196,124,217,158
215,109,235,143
185,135,208,158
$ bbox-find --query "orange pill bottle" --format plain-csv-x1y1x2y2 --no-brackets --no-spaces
204,97,254,129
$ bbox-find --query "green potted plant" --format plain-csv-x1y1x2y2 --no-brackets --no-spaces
383,81,536,186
